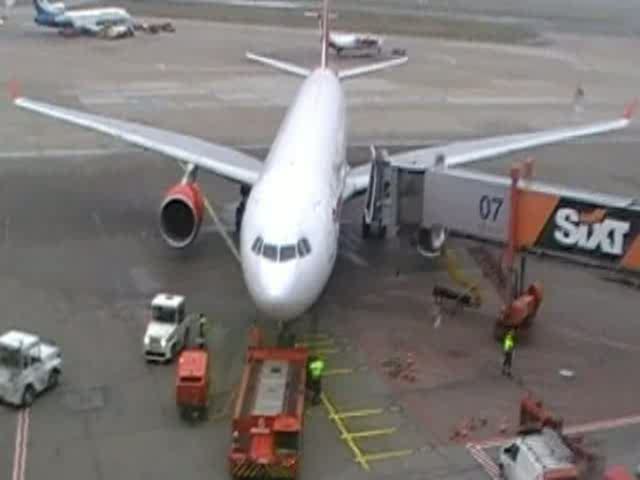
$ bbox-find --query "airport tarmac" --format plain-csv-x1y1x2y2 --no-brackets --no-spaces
1,4,639,480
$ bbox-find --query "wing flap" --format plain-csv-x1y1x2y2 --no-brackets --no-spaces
14,97,262,185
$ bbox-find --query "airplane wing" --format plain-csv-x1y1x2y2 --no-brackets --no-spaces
344,101,637,199
13,97,263,185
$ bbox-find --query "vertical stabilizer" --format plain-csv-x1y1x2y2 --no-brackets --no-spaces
320,0,330,69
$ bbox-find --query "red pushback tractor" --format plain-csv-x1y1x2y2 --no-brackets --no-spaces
229,346,309,479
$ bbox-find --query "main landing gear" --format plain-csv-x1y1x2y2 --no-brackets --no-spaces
235,184,251,233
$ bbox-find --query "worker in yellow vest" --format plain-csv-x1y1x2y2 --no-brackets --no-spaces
502,329,516,377
307,356,325,405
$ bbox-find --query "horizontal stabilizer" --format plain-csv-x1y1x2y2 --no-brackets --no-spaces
245,52,310,78
338,55,408,80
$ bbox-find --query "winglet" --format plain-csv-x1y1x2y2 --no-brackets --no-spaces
623,98,639,120
7,78,22,101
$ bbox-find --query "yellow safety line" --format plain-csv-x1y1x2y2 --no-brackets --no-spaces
309,348,338,355
301,333,331,340
341,428,397,439
330,408,383,419
323,368,353,376
362,450,414,462
321,392,370,471
296,339,335,347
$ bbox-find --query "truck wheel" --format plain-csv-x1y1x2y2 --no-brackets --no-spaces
22,385,36,407
48,369,60,389
169,342,178,362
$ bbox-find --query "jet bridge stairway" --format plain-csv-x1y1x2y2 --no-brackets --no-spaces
361,147,425,240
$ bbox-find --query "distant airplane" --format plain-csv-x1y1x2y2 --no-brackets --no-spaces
32,0,133,37
13,0,635,321
305,10,383,56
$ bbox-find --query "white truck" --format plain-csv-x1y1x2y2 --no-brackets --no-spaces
143,293,195,362
498,427,579,480
0,330,62,407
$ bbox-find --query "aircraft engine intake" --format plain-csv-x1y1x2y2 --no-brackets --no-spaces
159,182,204,248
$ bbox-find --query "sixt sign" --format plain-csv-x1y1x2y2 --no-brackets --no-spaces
552,207,631,256
538,199,640,263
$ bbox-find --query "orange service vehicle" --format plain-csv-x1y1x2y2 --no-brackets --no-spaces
176,348,210,420
229,346,309,479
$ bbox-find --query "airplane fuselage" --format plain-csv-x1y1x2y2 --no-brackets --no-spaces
240,68,347,320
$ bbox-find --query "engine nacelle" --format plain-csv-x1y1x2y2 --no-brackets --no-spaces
417,225,447,258
159,182,204,248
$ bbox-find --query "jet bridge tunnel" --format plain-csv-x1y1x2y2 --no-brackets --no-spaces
363,151,640,273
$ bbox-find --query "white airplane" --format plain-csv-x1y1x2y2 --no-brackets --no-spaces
32,0,133,37
12,0,635,321
305,10,383,56
329,31,383,56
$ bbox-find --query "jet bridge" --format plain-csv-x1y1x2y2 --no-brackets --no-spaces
361,147,426,239
362,153,640,273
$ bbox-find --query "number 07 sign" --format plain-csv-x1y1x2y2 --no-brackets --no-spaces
422,168,511,243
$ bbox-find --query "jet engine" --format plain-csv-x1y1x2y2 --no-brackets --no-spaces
159,181,204,248
416,225,447,258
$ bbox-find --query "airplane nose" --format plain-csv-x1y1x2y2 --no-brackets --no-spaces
244,261,308,320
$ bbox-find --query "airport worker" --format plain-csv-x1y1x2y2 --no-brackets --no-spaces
307,355,325,405
197,313,208,349
502,329,516,377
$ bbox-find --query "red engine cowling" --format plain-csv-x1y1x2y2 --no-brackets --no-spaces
160,182,204,248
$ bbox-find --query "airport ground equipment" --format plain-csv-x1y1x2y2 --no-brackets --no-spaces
229,343,309,479
0,330,62,407
176,347,210,421
143,293,196,362
494,282,543,340
497,395,632,480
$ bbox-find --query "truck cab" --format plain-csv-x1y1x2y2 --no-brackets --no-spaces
498,427,578,480
0,330,62,407
143,293,192,362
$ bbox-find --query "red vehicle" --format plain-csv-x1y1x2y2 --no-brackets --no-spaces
176,348,210,420
229,346,309,479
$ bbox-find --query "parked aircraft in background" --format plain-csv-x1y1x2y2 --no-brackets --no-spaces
32,0,134,37
305,10,383,56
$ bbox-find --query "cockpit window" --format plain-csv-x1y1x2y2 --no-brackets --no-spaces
262,244,278,261
251,236,263,255
297,238,312,257
279,245,296,262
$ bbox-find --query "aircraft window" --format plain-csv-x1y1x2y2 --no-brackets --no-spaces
297,238,312,257
279,245,296,262
262,244,278,261
251,236,264,255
